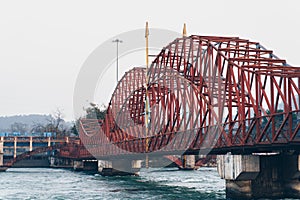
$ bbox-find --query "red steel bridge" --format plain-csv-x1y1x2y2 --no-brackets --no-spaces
2,34,299,198
79,35,300,158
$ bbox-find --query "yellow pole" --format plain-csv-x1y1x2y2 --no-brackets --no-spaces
145,22,149,168
182,23,187,169
145,22,149,75
183,23,187,37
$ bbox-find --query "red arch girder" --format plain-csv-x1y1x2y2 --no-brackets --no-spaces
80,75,216,154
105,67,146,141
148,36,300,147
78,68,146,156
110,72,217,152
79,35,300,157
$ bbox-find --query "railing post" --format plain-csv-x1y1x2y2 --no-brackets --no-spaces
13,137,17,159
48,137,51,147
29,136,33,151
0,137,3,166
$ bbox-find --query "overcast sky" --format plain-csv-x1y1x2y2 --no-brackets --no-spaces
0,0,300,120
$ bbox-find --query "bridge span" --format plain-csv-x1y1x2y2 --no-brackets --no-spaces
78,35,300,199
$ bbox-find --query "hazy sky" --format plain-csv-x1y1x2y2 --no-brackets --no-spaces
1,0,300,120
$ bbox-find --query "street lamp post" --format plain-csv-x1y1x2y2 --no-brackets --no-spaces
112,39,123,84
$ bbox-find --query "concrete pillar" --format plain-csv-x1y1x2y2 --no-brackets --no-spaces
181,155,196,170
13,137,17,159
47,137,51,147
49,157,55,166
65,137,69,143
49,156,73,168
0,137,3,166
98,159,142,176
217,153,300,199
73,160,98,171
29,136,33,151
73,160,84,171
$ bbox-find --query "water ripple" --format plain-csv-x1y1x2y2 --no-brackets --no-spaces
0,167,226,200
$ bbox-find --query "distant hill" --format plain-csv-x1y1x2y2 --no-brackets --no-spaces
0,114,71,132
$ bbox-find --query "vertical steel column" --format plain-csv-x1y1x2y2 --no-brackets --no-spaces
13,137,17,159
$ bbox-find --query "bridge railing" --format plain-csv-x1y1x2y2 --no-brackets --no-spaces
79,110,300,157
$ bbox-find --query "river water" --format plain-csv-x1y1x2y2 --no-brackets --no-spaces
0,167,225,200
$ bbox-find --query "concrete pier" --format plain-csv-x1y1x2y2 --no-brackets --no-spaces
0,137,7,171
217,153,300,199
0,137,3,166
73,160,98,171
98,159,142,176
50,157,98,171
49,156,73,169
181,155,196,170
13,137,17,159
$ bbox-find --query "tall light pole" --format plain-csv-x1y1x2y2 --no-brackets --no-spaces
112,39,123,84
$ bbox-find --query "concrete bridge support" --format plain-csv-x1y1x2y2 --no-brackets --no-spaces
0,137,3,166
50,156,73,168
29,136,33,152
181,155,196,170
73,160,98,171
98,159,142,176
217,153,300,199
13,137,17,159
50,157,98,171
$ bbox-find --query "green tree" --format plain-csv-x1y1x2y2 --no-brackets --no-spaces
71,103,107,137
70,123,78,136
85,103,106,120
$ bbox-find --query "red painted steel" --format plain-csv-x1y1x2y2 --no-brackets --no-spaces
164,155,183,168
80,35,300,157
